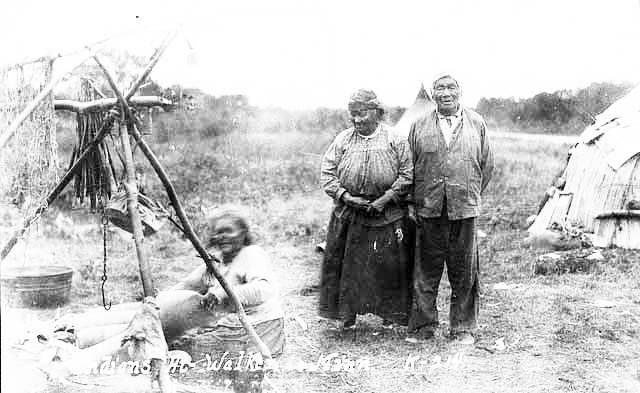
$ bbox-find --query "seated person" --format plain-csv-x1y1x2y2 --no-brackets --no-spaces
160,206,285,356
49,206,285,370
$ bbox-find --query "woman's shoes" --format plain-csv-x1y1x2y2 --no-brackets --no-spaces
344,318,356,329
334,316,356,331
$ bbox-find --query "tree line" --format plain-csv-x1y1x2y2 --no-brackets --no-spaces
155,81,633,139
475,82,634,134
149,86,407,141
55,50,634,138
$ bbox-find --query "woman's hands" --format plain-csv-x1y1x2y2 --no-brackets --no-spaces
369,192,393,214
342,192,370,210
343,190,395,214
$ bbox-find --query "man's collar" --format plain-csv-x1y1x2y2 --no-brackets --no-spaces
437,105,462,118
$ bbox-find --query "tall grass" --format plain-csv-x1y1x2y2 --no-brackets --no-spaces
137,130,336,244
126,129,573,246
482,137,573,226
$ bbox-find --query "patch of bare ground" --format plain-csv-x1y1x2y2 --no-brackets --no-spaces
3,192,640,393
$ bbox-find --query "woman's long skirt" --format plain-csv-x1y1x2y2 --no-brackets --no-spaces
319,210,412,325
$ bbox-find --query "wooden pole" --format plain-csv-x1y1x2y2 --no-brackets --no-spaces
119,118,155,296
94,55,154,297
129,125,216,275
1,117,115,261
93,54,272,360
0,26,178,149
125,31,178,101
131,123,273,360
83,78,108,98
0,23,168,75
83,29,175,298
54,96,172,113
0,43,110,149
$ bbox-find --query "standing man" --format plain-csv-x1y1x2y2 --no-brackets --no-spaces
407,74,493,344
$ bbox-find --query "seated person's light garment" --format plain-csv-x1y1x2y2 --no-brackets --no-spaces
159,245,285,355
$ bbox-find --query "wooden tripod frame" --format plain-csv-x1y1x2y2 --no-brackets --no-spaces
0,31,273,362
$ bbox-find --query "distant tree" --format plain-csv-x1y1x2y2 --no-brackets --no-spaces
293,107,350,133
475,81,634,134
386,106,406,125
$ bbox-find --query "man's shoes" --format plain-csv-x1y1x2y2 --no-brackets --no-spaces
344,318,356,329
405,327,435,343
451,331,475,345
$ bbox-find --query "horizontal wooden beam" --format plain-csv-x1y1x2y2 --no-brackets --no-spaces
595,210,640,219
54,96,173,113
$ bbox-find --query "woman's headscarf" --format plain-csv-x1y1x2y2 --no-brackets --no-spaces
348,88,385,117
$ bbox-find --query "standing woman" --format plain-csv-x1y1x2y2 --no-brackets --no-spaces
319,89,413,330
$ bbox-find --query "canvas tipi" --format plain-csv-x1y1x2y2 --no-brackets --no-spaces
529,84,640,249
393,84,435,137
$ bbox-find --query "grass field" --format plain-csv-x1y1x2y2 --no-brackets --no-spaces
1,128,639,393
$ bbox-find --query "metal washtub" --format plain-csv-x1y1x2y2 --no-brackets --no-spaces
1,266,73,308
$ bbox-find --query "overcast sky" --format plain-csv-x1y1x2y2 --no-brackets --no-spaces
1,0,639,110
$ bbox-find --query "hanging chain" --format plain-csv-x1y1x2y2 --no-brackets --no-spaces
101,197,112,310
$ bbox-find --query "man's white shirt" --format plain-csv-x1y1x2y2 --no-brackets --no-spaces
436,107,462,147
